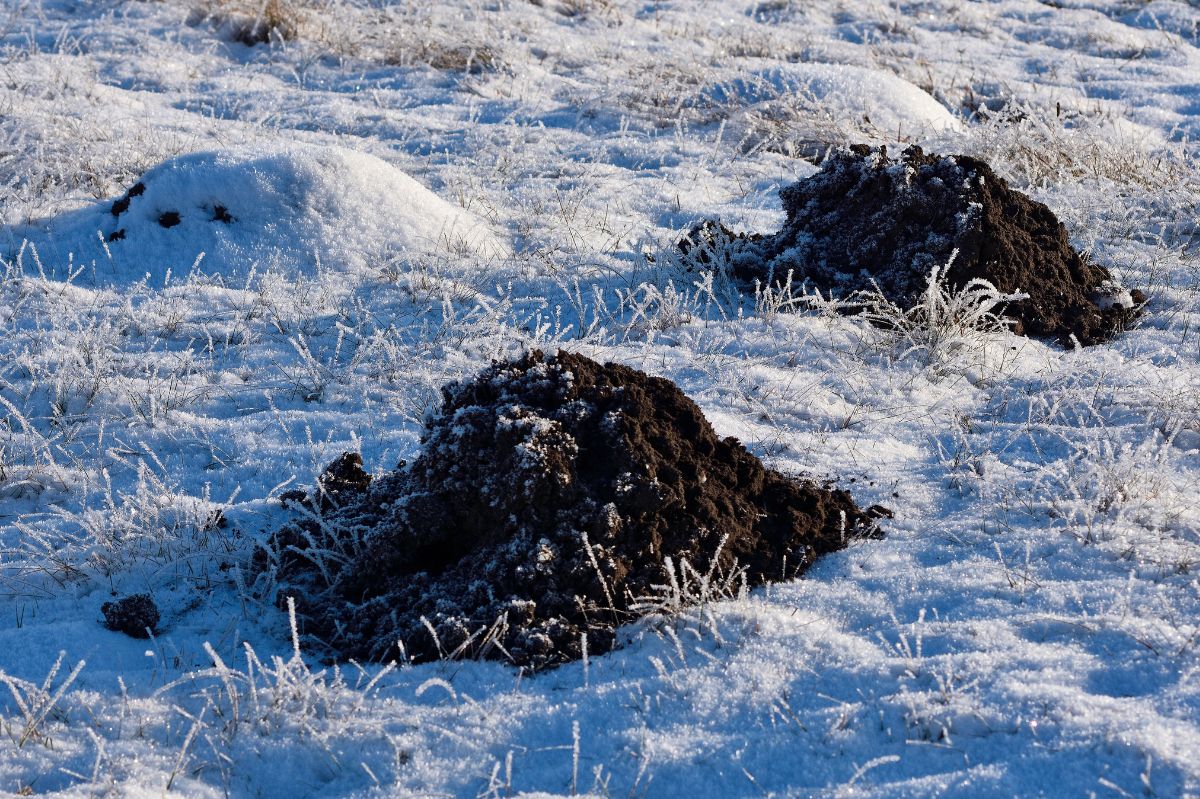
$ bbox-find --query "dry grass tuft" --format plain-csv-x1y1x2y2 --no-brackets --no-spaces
191,0,303,46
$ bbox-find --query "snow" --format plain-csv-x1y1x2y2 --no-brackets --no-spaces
706,62,964,144
0,0,1198,796
7,144,507,285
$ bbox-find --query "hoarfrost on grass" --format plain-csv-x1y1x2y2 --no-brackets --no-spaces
0,0,1198,796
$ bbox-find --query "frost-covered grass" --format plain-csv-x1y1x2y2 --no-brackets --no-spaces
1,0,1199,795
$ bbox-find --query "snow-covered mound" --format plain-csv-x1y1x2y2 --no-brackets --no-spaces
5,144,508,284
707,62,962,155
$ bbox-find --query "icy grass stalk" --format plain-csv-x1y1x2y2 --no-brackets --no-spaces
166,703,206,791
629,532,749,648
0,389,67,497
753,269,818,319
3,454,238,595
0,651,85,749
155,600,398,746
854,251,1027,372
968,101,1194,191
611,271,730,341
1037,433,1196,568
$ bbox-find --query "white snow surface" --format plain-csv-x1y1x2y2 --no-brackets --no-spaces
0,0,1199,797
706,62,964,146
7,144,507,285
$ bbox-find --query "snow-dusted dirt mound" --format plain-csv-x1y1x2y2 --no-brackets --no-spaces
265,350,885,669
5,144,507,284
685,146,1144,344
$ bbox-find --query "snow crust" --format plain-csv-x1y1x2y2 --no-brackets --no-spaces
0,0,1199,796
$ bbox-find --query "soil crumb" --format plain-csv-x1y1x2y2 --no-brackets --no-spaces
101,594,160,639
685,145,1143,344
263,351,884,670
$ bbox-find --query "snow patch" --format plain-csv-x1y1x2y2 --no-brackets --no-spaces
708,62,963,141
6,144,509,285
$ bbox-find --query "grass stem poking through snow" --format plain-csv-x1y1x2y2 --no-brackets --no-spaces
853,250,1027,371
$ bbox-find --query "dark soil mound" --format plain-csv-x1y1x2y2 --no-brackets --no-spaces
687,145,1142,345
263,351,885,670
101,594,160,639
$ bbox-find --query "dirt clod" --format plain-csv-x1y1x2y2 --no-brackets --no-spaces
101,594,160,639
275,452,372,514
686,146,1142,344
314,452,372,510
265,351,882,670
111,182,145,218
677,220,765,270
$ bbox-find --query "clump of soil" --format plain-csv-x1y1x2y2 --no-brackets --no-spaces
314,452,372,507
677,220,765,270
263,351,885,670
685,145,1143,345
101,594,160,639
279,452,373,513
110,182,145,217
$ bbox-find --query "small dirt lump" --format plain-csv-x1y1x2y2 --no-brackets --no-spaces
101,594,160,639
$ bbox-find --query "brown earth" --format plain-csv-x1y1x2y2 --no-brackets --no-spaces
683,145,1143,345
101,594,160,639
261,351,886,670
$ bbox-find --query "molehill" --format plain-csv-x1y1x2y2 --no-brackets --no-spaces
681,145,1143,345
262,351,886,670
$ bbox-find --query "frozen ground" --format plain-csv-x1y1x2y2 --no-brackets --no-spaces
1,0,1200,795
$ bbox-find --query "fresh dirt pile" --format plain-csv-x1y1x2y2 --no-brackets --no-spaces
262,351,886,670
684,145,1143,345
